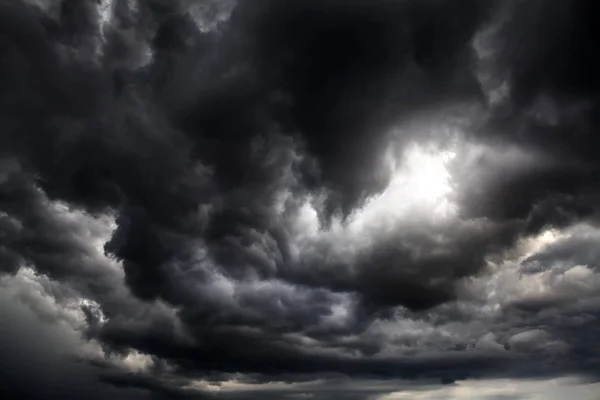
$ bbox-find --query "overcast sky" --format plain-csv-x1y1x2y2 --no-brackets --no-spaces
2,0,600,399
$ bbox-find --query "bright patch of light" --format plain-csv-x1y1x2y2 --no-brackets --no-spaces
184,380,223,392
187,0,237,33
348,144,457,234
286,141,459,263
98,0,115,30
377,377,600,400
504,227,565,264
119,350,155,373
76,298,108,325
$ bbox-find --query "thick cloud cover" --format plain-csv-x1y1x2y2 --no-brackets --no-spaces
2,0,600,399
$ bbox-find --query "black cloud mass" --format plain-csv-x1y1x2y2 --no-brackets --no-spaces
2,1,600,399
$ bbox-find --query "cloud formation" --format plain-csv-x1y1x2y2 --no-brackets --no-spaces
2,0,600,399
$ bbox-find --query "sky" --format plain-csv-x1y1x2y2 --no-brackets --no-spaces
1,0,600,399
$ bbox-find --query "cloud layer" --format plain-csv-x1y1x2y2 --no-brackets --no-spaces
2,0,600,399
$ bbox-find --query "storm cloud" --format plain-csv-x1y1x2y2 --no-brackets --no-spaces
2,0,600,399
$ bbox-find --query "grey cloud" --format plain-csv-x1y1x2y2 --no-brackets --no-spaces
2,0,600,399
523,225,600,273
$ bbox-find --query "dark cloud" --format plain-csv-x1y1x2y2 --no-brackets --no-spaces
2,0,600,399
463,0,600,227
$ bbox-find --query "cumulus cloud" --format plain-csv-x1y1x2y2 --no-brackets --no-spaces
2,0,600,399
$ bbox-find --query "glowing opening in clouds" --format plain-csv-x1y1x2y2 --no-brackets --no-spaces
348,144,457,230
289,141,458,255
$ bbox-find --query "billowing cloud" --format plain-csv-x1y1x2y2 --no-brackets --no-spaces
2,0,600,399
